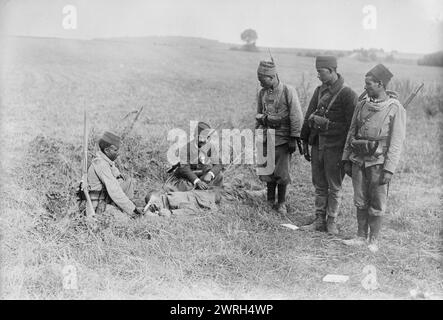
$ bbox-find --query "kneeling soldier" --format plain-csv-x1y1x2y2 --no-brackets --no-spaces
342,64,406,252
87,131,143,218
165,122,223,192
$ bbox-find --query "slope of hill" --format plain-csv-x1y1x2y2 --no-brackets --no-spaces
0,36,442,299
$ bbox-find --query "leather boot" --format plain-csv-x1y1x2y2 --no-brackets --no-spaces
326,216,339,235
368,215,382,253
300,213,326,231
342,209,368,246
276,202,288,215
266,182,277,209
357,209,369,239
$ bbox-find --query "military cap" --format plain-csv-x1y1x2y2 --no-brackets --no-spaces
197,121,212,136
315,56,337,69
101,131,121,148
366,64,393,86
257,60,277,77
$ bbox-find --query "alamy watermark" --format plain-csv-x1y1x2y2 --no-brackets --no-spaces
62,264,78,290
62,5,77,30
166,121,277,175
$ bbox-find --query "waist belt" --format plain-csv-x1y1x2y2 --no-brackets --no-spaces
351,136,388,156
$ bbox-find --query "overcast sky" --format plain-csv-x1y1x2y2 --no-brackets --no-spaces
1,0,442,54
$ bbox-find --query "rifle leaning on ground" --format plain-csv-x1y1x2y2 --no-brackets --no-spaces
267,48,303,155
80,110,96,223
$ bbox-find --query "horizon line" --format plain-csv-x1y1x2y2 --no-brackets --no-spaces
1,34,431,56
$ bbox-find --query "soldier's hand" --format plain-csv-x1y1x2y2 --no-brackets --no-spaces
195,180,209,190
255,113,267,125
201,172,213,183
343,161,352,177
133,207,144,216
288,137,296,154
380,170,393,185
302,142,311,162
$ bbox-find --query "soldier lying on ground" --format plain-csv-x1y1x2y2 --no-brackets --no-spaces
144,178,266,217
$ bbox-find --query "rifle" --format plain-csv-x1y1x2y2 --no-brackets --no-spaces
404,83,424,107
358,82,424,109
81,110,96,222
267,48,303,155
268,48,279,83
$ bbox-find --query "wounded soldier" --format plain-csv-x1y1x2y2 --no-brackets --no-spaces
144,182,266,216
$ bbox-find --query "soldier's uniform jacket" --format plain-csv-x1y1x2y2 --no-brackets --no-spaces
256,81,303,146
300,74,357,150
342,93,406,174
174,140,223,183
87,150,135,214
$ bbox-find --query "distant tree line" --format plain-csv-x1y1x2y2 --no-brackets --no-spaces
230,28,259,52
417,51,443,67
296,50,347,58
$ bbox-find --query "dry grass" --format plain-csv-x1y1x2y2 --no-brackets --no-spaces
0,36,442,299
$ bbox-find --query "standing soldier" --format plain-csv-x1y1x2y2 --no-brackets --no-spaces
300,56,358,234
87,131,143,219
255,60,303,215
342,64,406,252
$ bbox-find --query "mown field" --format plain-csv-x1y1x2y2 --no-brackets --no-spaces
0,36,442,299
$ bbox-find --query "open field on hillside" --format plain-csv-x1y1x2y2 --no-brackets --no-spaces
0,36,442,299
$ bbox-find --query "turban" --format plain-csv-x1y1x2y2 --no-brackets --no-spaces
101,131,121,148
315,56,337,69
257,60,277,77
366,64,393,86
197,121,213,137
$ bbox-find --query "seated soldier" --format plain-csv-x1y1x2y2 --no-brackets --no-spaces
165,122,223,192
87,131,143,218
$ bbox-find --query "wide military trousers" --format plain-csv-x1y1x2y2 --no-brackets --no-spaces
311,144,345,218
258,143,291,185
351,163,387,216
90,177,135,214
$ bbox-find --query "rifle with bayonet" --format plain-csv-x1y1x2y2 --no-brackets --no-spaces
80,110,97,230
358,82,424,109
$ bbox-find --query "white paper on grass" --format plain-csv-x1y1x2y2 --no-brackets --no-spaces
281,223,299,230
322,274,350,283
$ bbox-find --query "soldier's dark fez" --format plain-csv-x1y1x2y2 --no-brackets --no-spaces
101,131,121,148
366,64,394,87
315,56,337,70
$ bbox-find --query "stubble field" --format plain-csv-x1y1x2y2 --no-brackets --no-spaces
0,36,442,299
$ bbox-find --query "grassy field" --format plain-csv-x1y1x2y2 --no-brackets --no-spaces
0,35,442,299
